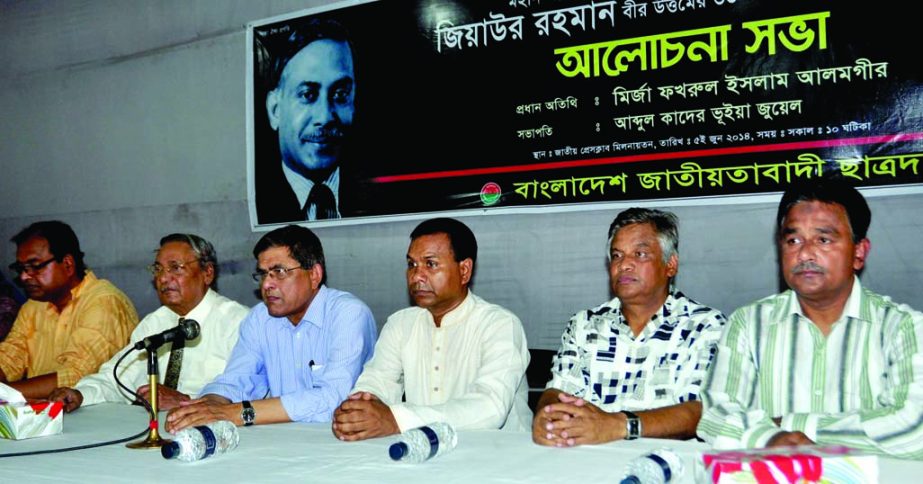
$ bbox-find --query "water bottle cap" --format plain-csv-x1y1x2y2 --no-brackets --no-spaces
389,442,409,461
161,442,180,460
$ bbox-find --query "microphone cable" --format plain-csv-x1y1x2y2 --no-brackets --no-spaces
0,348,153,458
0,427,150,459
113,346,156,419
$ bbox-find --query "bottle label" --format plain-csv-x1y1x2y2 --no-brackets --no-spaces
420,425,439,460
196,425,218,458
648,453,672,481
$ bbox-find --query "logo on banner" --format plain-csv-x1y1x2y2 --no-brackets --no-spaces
480,182,502,206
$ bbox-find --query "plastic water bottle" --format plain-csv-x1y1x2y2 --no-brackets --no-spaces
161,420,240,462
388,422,458,463
620,448,684,484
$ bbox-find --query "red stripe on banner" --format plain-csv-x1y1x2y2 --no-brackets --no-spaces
371,133,923,183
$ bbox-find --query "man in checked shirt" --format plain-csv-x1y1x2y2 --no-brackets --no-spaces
533,207,727,447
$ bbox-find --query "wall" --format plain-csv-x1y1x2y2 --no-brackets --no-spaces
2,0,921,349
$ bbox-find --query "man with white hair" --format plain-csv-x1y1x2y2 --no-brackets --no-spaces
534,208,726,447
49,233,248,412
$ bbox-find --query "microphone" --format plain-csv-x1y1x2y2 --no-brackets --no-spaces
133,318,200,351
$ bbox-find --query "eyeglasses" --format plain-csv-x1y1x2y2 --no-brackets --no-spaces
251,266,305,283
8,257,56,276
147,259,199,277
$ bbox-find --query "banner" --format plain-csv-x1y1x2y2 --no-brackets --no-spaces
247,0,923,228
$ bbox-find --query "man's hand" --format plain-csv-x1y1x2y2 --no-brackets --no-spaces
542,393,627,447
533,391,583,446
332,392,399,441
8,373,58,400
136,384,190,411
767,431,814,447
555,392,588,407
165,394,234,433
47,387,84,413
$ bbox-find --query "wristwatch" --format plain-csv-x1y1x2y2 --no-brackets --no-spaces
241,400,255,426
622,410,642,440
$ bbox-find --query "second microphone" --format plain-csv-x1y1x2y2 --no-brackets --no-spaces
133,318,200,351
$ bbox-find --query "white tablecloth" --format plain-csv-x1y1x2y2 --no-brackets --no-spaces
0,403,914,483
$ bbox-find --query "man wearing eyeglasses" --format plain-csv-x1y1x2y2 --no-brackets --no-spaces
166,224,377,431
48,234,249,412
0,221,138,399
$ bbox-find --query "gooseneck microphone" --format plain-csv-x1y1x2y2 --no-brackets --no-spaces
125,318,200,449
132,318,200,351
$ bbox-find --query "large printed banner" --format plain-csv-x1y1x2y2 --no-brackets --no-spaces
247,0,923,228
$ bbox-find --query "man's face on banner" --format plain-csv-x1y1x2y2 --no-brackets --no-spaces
267,39,355,180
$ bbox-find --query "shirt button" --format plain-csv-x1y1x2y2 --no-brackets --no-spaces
434,387,439,392
434,366,439,371
435,346,441,351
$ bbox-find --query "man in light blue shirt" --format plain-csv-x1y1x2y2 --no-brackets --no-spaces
166,225,376,431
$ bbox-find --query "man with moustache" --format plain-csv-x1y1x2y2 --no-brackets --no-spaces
332,218,531,441
533,208,726,447
166,225,376,431
698,178,923,459
256,18,357,222
48,234,249,412
0,221,138,399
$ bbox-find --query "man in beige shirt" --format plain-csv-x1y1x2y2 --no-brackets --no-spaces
332,218,531,440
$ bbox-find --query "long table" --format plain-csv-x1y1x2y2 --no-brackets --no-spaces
0,403,915,482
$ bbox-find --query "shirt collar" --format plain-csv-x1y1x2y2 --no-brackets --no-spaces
170,288,217,321
72,270,96,299
780,275,864,322
281,163,340,212
296,285,329,329
431,290,474,328
659,291,684,325
842,275,863,320
43,270,97,314
607,290,680,330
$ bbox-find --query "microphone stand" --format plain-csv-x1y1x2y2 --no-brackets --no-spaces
126,348,171,449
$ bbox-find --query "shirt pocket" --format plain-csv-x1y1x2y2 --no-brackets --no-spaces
646,357,681,402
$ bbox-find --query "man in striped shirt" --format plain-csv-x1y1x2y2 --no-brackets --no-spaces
698,179,923,458
166,225,377,432
533,208,727,447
